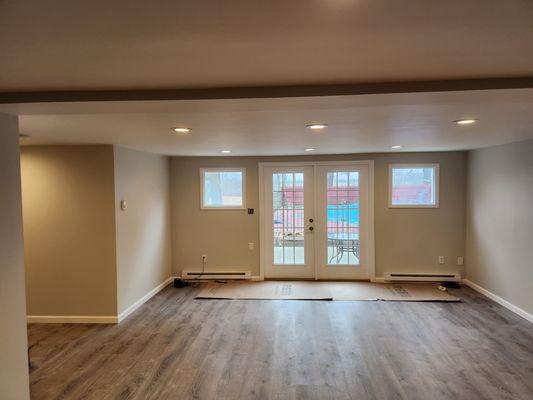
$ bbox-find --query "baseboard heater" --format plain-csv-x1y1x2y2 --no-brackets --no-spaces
182,270,251,280
384,272,461,282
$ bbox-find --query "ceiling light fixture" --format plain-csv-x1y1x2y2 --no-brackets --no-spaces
220,150,232,154
454,119,478,125
306,123,328,130
304,148,316,152
171,127,192,134
391,145,402,149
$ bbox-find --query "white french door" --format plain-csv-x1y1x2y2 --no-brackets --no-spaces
263,166,315,279
315,164,371,280
260,161,374,280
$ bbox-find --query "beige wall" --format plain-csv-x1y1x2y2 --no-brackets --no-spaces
466,139,533,315
170,151,467,278
21,145,118,316
114,146,172,315
0,114,30,400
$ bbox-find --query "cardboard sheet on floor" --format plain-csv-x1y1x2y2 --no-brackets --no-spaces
196,281,333,300
195,281,460,302
327,281,460,301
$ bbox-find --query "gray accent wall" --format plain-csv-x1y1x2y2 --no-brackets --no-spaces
114,146,172,315
466,139,533,315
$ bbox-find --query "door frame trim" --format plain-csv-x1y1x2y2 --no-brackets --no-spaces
258,160,375,281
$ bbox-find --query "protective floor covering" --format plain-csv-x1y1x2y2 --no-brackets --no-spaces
196,280,460,302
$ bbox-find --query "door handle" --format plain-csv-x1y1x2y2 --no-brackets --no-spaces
308,226,314,232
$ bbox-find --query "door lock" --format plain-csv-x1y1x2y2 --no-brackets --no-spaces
309,218,314,223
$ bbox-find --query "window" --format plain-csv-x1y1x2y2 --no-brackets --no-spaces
272,172,305,265
326,171,360,265
200,168,245,209
389,164,439,208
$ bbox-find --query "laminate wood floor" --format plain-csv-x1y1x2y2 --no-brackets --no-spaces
28,284,533,400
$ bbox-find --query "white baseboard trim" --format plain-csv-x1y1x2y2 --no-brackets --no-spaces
462,279,533,324
28,277,174,325
27,315,118,324
117,276,174,323
372,277,385,283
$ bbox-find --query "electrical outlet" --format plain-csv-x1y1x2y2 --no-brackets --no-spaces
248,242,255,251
457,256,464,266
201,255,207,263
438,256,445,265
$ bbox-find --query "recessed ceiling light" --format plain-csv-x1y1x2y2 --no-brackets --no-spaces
391,145,402,149
306,123,328,130
454,119,478,125
220,150,232,154
171,127,192,134
304,148,316,152
19,134,31,140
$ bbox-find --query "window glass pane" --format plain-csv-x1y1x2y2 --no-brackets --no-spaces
391,166,436,206
203,171,243,207
273,172,305,265
327,171,360,265
273,173,282,191
348,172,359,188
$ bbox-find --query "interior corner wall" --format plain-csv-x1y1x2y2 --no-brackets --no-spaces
20,145,118,317
0,114,30,400
170,151,467,278
113,146,172,315
466,139,533,316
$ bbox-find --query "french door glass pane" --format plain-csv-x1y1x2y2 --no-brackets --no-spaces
327,171,360,265
273,172,305,265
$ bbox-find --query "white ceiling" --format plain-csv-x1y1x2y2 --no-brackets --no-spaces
3,89,533,156
1,0,532,90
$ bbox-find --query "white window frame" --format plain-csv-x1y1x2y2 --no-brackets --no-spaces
388,163,439,208
200,168,246,210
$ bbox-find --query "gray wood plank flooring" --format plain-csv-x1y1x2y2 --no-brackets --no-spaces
27,284,533,400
